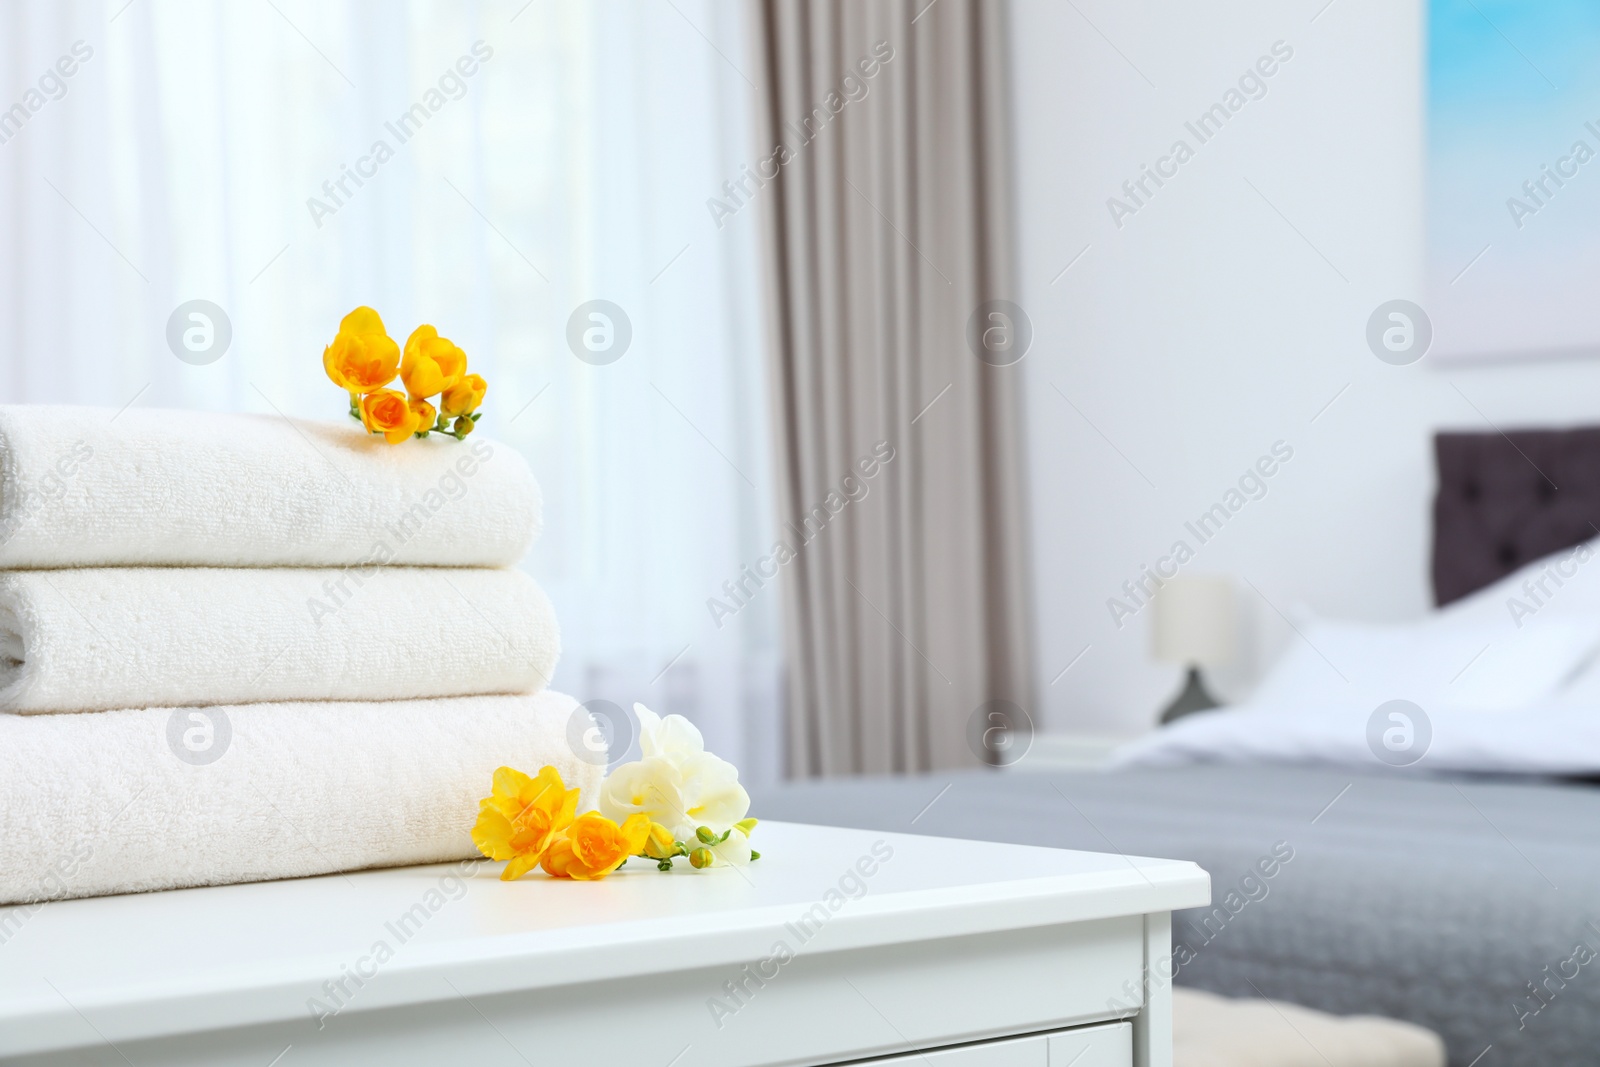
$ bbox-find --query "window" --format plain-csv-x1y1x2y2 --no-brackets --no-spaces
0,0,779,778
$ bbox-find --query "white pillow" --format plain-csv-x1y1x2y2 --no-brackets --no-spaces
1436,538,1600,630
1245,613,1600,714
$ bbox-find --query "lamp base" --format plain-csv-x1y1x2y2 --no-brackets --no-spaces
1158,665,1220,725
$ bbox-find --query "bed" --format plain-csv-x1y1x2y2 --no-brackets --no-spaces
753,428,1600,1067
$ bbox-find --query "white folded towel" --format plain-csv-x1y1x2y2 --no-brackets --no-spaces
0,690,600,904
0,404,540,568
0,567,560,714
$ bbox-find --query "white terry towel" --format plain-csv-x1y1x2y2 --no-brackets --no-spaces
0,567,560,714
0,690,601,904
0,404,540,568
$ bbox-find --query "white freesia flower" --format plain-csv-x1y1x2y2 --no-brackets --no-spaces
676,752,751,832
598,757,686,831
598,704,750,842
637,704,705,764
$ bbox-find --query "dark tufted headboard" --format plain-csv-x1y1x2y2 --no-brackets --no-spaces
1433,428,1600,606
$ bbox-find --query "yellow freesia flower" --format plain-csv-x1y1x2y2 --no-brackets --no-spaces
471,765,581,881
401,325,467,398
358,389,421,444
541,812,652,881
323,309,483,445
323,306,400,393
441,373,487,417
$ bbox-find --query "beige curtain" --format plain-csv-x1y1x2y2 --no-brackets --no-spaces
749,0,1032,777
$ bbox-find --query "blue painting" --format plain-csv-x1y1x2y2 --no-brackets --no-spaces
1428,0,1600,360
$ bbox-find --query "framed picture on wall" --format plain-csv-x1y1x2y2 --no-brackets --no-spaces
1427,0,1600,363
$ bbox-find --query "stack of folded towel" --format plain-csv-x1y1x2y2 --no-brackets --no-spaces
0,405,596,904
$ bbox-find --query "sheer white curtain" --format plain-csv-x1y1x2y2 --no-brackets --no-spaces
0,0,781,781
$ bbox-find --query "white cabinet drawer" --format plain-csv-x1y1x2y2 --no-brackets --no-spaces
1049,1021,1133,1066
856,1022,1131,1066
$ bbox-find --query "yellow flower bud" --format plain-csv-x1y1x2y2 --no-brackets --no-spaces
401,325,467,397
454,415,476,437
689,847,713,869
408,396,437,434
440,373,487,417
641,821,678,861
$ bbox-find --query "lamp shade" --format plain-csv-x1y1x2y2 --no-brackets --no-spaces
1151,574,1236,666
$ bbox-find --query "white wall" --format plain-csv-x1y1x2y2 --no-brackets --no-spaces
1010,0,1600,736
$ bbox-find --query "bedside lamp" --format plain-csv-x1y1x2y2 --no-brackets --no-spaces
1152,575,1235,725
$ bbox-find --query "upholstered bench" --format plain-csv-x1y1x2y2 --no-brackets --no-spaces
1174,988,1446,1067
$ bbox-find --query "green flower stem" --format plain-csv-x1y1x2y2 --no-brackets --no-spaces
644,836,763,870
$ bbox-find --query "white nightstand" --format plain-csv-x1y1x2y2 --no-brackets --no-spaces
0,822,1208,1066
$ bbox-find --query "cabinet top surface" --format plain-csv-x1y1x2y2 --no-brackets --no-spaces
0,820,1207,1049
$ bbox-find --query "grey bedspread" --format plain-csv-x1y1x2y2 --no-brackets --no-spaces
750,765,1600,1067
